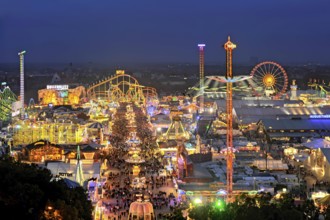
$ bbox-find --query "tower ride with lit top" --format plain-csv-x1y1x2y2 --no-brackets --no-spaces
224,37,235,198
18,50,26,120
198,44,205,113
208,37,251,201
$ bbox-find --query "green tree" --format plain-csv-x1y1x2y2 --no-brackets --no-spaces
189,204,211,220
166,206,186,220
187,192,308,220
301,199,317,220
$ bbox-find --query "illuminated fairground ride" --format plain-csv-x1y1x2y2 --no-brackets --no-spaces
25,98,37,120
206,37,251,201
38,86,86,106
186,77,253,99
28,98,36,109
250,61,288,98
308,79,330,98
86,70,158,106
186,61,289,100
0,86,17,122
142,87,159,106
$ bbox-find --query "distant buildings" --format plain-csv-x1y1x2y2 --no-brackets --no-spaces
258,118,330,142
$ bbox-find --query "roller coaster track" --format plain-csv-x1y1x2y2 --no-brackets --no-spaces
0,87,17,121
86,71,158,105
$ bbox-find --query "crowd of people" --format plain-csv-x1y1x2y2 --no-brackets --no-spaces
98,146,180,220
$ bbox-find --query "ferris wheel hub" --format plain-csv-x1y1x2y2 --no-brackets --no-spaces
263,73,276,87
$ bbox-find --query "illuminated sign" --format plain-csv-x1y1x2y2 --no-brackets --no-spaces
116,70,125,75
58,172,73,177
310,115,330,119
47,85,68,90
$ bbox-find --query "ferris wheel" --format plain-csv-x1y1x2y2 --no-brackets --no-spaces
250,61,288,97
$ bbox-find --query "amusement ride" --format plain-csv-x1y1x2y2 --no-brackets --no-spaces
86,70,158,106
187,60,289,100
208,37,251,201
0,86,17,122
250,61,289,98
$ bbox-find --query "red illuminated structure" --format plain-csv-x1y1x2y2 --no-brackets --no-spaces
224,37,235,199
208,37,251,201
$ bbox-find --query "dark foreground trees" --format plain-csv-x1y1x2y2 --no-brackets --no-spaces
0,157,92,220
186,192,326,220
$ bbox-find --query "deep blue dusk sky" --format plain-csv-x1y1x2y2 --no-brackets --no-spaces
1,0,330,64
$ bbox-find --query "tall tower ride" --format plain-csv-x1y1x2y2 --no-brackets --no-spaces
198,44,205,113
18,50,26,120
208,37,251,201
224,37,236,198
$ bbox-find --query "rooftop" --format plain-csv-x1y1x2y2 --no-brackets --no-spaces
261,118,330,131
215,99,303,109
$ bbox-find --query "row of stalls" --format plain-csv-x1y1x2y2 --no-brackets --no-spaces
19,139,104,162
15,139,104,201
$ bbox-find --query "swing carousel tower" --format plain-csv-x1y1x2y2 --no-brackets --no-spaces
224,36,235,199
207,37,251,200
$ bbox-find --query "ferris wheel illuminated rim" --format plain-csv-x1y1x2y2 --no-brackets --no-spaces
250,61,288,96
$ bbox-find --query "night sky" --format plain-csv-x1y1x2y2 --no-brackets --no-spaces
1,0,330,64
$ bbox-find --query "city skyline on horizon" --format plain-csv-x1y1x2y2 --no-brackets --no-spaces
1,1,330,65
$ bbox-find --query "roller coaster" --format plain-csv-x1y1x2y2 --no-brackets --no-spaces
0,86,17,122
86,70,158,105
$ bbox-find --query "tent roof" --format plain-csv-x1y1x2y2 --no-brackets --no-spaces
303,139,330,149
321,148,330,164
262,119,330,131
62,178,81,188
25,140,62,150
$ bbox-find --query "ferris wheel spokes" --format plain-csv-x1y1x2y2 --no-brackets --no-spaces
250,61,288,97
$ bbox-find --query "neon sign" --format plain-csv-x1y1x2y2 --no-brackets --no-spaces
310,115,330,119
